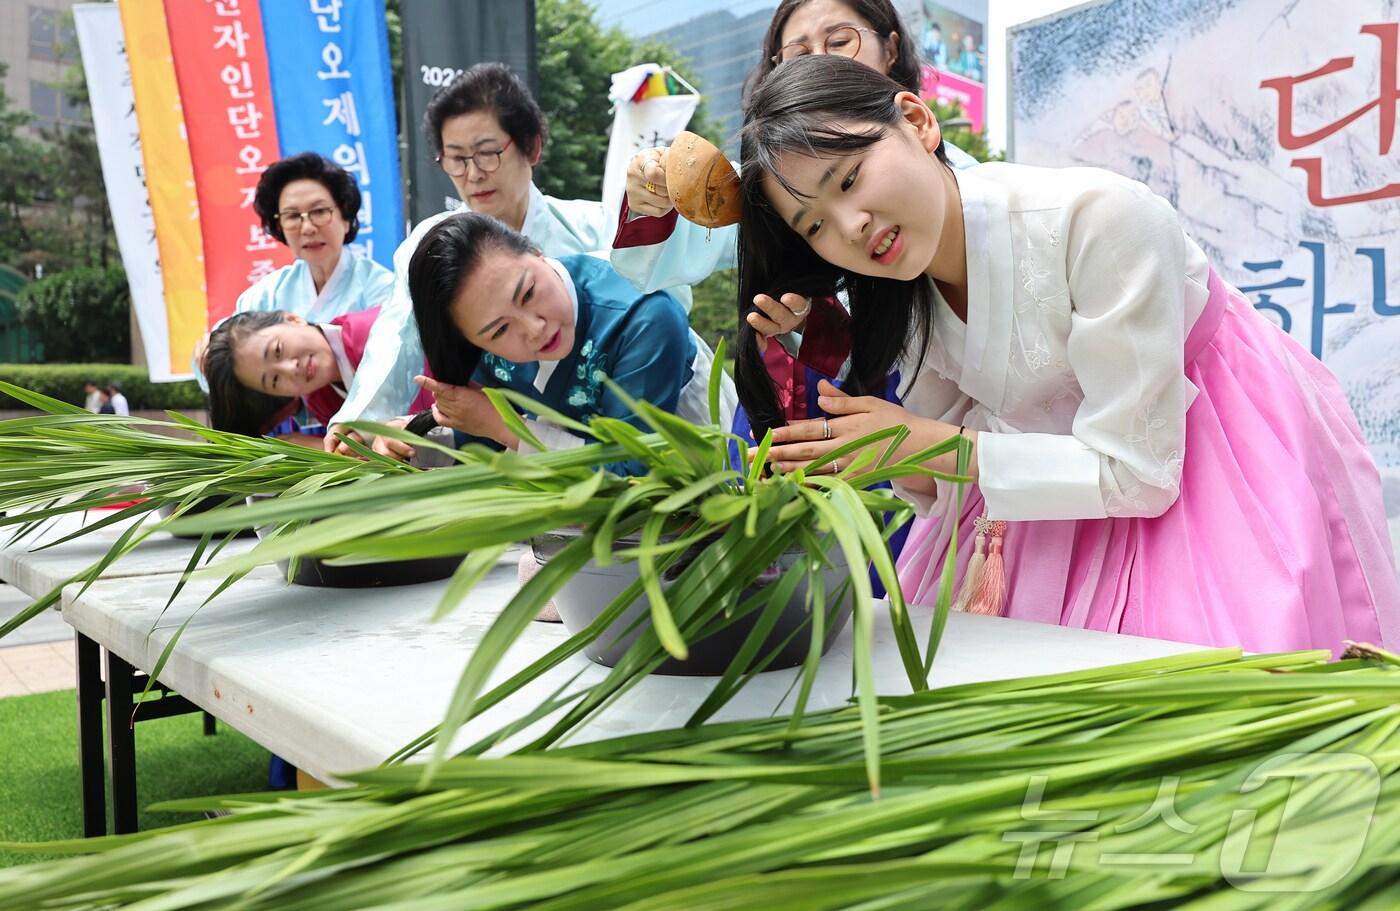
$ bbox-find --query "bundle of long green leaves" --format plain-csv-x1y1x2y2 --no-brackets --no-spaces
3,381,1398,907
2,647,1397,909
0,371,970,789
0,382,415,640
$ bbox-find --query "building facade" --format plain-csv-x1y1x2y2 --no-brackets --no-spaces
0,1,83,136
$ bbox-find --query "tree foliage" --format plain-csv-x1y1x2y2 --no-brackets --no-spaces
930,98,1004,164
689,267,738,356
15,266,130,362
0,63,52,272
0,22,117,277
37,58,116,272
532,0,721,201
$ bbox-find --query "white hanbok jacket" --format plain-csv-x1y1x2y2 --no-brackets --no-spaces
894,162,1212,524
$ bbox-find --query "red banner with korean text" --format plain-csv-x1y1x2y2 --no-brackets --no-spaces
163,0,290,328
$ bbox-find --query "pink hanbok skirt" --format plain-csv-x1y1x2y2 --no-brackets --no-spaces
896,272,1400,655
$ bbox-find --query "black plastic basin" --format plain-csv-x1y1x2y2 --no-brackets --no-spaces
247,495,465,588
531,531,853,676
157,496,258,540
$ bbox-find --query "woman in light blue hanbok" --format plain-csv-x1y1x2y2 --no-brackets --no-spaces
326,63,616,446
193,152,393,392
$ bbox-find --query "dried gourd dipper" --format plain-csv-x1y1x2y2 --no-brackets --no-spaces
664,130,741,228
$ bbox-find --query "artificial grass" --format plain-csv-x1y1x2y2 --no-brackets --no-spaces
0,688,269,867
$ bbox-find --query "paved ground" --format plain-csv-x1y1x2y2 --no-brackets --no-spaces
0,583,73,697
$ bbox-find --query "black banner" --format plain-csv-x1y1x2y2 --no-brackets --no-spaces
399,0,537,226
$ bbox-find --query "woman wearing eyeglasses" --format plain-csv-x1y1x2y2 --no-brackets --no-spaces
325,62,613,448
192,152,394,391
612,0,977,425
609,0,976,598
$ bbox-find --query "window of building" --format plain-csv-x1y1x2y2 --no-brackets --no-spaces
29,79,57,131
27,80,86,132
29,7,76,63
59,90,85,124
29,7,57,60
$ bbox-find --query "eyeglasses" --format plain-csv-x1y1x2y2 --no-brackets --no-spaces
436,137,515,177
772,26,882,64
276,206,337,230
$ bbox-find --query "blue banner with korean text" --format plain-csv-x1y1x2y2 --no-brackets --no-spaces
260,0,403,268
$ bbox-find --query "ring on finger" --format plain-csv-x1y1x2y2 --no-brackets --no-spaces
644,180,656,194
821,417,831,441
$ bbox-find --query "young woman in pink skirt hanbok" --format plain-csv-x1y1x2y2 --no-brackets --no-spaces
738,55,1399,655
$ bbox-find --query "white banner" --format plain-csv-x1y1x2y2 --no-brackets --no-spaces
1009,0,1400,466
74,4,183,382
601,64,700,241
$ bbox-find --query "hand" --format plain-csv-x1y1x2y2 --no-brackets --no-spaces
764,380,974,480
324,424,367,457
371,417,414,462
625,146,673,218
747,292,813,346
415,375,517,448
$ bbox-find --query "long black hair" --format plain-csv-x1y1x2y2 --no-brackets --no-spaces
736,54,943,436
408,212,538,386
203,310,297,435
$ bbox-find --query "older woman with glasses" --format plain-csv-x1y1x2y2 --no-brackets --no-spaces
192,151,394,391
324,62,614,448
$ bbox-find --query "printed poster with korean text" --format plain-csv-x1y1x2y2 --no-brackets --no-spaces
1009,0,1400,484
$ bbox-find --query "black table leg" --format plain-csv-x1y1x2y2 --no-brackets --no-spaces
103,649,139,834
203,712,217,736
74,632,106,838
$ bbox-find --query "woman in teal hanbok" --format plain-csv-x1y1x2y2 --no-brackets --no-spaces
326,63,617,446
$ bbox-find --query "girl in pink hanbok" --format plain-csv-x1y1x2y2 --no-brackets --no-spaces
740,55,1399,655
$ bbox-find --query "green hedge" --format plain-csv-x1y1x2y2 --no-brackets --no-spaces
0,364,205,411
15,267,132,363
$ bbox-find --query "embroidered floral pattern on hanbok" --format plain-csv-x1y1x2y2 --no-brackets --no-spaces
1000,213,1072,417
1104,404,1182,515
565,338,609,410
490,360,515,384
1103,477,1149,516
1018,257,1060,316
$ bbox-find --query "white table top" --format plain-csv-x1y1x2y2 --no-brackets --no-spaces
61,549,1199,785
0,511,258,600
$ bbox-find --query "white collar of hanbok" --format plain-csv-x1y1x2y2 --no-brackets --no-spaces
519,182,548,242
939,166,1013,414
307,248,353,311
319,321,354,400
531,257,580,394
